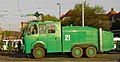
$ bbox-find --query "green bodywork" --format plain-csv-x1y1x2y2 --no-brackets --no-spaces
102,31,114,51
62,26,99,52
22,21,114,54
23,21,61,53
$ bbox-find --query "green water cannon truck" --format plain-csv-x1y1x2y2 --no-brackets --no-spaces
22,20,114,59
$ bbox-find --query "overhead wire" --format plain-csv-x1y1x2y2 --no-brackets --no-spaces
0,1,79,31
0,1,78,18
16,0,22,17
0,16,25,31
1,17,22,20
0,10,20,16
0,1,75,16
0,17,13,31
1,1,77,12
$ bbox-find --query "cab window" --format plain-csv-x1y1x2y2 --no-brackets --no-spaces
28,24,38,35
48,24,55,33
39,24,46,34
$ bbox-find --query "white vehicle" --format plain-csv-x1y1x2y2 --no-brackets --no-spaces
2,39,22,51
113,37,120,49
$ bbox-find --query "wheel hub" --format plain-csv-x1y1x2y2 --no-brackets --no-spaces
36,49,42,56
75,49,81,55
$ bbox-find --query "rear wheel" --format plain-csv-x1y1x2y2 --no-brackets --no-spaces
85,46,96,58
71,46,83,58
33,47,45,59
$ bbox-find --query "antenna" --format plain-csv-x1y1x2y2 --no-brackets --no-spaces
16,0,22,17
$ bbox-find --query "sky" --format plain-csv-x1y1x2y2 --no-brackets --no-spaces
0,0,120,31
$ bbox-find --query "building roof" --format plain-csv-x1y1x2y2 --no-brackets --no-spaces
107,8,118,17
118,12,120,14
60,10,73,20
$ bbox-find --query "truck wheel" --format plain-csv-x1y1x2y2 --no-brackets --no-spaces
33,47,45,59
85,46,96,58
72,46,83,58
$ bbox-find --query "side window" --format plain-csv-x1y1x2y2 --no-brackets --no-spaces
39,25,46,34
48,24,55,33
28,24,38,35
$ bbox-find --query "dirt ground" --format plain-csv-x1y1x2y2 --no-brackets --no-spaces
0,52,120,62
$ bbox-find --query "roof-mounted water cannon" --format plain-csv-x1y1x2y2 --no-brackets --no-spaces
34,11,43,21
34,11,43,17
26,11,43,22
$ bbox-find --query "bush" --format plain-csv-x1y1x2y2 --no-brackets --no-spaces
0,41,4,50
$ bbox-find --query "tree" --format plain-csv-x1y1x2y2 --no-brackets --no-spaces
2,30,12,37
0,41,3,50
43,14,57,21
62,2,111,30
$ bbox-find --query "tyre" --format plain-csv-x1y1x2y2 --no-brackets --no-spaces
85,46,96,58
33,47,45,59
71,46,83,58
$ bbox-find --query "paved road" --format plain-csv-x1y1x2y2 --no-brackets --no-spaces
0,52,120,62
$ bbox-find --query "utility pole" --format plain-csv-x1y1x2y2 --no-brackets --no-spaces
57,2,61,19
82,0,85,27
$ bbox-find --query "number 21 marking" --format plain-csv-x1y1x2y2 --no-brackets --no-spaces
65,35,70,41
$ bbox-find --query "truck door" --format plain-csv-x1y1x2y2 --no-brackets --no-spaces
46,23,61,53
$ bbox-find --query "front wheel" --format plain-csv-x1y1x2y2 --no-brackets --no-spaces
85,46,97,58
33,47,45,59
71,46,83,58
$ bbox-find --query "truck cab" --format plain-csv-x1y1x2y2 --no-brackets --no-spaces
23,21,62,58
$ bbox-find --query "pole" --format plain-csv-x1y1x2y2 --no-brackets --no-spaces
82,0,85,27
99,28,103,52
57,3,61,19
